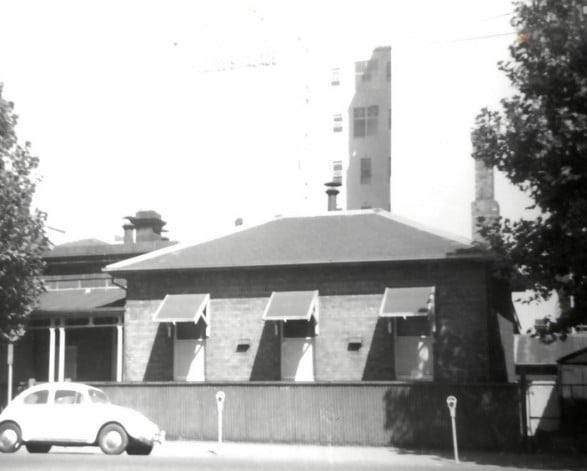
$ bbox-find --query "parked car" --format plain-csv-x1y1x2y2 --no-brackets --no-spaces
0,382,164,455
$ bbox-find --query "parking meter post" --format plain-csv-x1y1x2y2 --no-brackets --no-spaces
216,391,225,444
446,396,459,463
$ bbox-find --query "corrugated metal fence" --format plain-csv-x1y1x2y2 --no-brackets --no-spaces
93,382,520,450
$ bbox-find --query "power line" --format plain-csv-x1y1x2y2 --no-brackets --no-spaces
429,31,517,45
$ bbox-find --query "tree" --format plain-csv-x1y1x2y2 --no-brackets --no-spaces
0,84,49,342
471,0,587,334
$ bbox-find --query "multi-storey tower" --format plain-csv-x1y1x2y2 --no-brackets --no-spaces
326,46,391,211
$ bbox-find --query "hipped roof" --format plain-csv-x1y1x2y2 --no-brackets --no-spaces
106,210,479,274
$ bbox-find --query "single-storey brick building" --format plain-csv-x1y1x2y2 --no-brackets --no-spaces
106,209,515,384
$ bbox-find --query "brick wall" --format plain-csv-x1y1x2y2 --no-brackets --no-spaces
123,259,506,383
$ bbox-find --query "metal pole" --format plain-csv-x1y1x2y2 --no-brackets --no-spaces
218,407,223,444
216,391,225,444
450,413,459,463
446,396,459,463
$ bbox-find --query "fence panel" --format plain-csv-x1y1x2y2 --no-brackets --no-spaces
93,381,520,450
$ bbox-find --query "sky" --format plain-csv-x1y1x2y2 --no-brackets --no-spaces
0,0,535,245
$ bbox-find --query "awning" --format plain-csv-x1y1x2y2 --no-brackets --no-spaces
262,290,319,322
153,293,210,324
37,287,126,312
379,286,434,318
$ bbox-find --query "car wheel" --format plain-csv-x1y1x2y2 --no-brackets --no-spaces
25,443,52,453
126,442,153,456
98,423,128,455
0,422,22,453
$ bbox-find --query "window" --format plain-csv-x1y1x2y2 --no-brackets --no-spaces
333,114,343,132
386,60,391,81
353,106,378,137
332,161,343,184
45,280,58,290
80,278,109,288
89,389,110,404
396,316,431,337
23,390,49,405
360,158,372,184
388,108,391,130
176,318,207,340
331,67,340,86
355,59,378,85
55,389,84,405
283,318,316,338
175,319,207,381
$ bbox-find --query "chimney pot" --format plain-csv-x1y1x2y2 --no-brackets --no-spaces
125,210,167,243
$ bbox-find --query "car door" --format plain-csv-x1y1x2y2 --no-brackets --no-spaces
17,388,52,441
50,388,94,443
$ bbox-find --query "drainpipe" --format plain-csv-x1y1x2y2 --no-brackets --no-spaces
519,370,529,451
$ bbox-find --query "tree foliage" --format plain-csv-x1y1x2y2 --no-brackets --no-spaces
471,0,587,333
0,84,49,342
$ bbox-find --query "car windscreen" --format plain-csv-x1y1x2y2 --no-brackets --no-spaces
88,388,110,404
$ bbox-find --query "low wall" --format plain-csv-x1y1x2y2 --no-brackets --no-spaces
93,382,521,450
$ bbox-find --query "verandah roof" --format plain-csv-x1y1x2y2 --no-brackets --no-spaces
37,287,126,312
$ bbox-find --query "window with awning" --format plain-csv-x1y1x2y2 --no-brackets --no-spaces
379,286,435,381
263,290,319,382
262,290,319,334
378,286,435,318
153,293,210,331
153,293,210,382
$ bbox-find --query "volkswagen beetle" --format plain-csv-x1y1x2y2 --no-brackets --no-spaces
0,382,164,455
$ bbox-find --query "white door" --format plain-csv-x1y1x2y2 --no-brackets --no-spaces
281,338,314,381
174,339,205,381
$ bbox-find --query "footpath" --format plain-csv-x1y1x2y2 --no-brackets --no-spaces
150,439,587,469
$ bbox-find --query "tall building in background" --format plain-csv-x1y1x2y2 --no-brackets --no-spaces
324,46,391,211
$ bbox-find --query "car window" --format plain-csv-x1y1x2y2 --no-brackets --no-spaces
54,390,84,405
88,389,109,404
23,390,49,405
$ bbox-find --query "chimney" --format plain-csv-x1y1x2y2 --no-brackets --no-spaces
325,181,341,212
125,210,167,243
122,223,135,244
235,217,243,227
471,159,500,243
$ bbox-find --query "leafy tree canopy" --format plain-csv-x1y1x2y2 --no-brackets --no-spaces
0,84,49,342
471,0,587,334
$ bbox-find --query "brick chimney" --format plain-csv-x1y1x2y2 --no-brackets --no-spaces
471,160,500,243
325,181,341,212
122,223,135,244
124,210,167,243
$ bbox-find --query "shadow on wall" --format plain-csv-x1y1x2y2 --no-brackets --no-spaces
363,317,394,380
144,324,173,381
250,322,280,381
383,384,520,450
